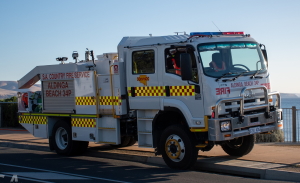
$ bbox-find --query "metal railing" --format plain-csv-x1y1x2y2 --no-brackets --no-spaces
282,106,300,142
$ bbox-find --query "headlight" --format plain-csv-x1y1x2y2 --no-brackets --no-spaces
220,121,231,132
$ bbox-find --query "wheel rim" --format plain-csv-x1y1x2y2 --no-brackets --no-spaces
165,134,185,162
55,127,68,150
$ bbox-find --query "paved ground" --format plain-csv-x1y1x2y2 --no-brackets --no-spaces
0,128,300,182
1,147,288,183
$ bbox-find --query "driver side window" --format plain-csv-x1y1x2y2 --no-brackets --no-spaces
165,47,198,83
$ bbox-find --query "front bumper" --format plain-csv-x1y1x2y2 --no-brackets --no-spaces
208,87,283,141
208,109,283,141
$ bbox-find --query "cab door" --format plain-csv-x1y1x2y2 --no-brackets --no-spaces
126,47,161,109
163,45,204,119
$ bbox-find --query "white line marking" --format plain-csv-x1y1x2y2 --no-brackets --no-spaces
4,172,89,180
1,173,54,183
0,163,130,183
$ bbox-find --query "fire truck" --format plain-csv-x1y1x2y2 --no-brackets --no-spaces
18,31,283,169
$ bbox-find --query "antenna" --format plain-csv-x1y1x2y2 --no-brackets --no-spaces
212,21,222,32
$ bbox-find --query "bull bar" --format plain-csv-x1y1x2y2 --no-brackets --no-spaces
208,86,283,141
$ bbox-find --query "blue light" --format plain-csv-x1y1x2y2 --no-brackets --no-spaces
190,32,223,36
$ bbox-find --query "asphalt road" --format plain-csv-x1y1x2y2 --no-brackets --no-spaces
0,147,291,183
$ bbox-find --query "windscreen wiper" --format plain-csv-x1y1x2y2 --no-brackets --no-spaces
215,72,233,82
222,71,249,82
250,69,263,79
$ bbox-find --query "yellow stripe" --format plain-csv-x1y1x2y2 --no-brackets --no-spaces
128,85,195,97
75,96,96,105
99,96,122,105
98,127,116,130
20,113,97,118
170,85,195,96
75,96,122,106
71,114,98,118
19,115,47,124
71,118,96,128
134,86,166,97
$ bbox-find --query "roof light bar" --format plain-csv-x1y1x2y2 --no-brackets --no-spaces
190,32,222,36
190,31,244,36
222,31,244,35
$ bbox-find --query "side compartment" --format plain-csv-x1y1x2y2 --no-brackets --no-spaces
97,117,120,144
19,114,48,138
71,117,97,142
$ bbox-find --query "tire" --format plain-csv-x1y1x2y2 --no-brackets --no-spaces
200,144,214,152
126,137,137,147
111,136,131,147
160,125,198,170
52,121,78,155
221,135,255,156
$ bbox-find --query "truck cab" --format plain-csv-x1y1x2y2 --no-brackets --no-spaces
118,32,282,168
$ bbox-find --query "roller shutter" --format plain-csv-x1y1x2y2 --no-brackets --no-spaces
42,80,75,112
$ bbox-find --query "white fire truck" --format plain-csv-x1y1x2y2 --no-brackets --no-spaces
18,31,283,169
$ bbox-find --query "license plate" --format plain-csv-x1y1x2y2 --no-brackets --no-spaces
249,126,261,134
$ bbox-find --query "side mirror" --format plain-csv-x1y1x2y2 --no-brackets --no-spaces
260,44,268,67
262,50,268,61
180,53,192,80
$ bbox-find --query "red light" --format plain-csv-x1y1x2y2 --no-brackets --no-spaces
223,32,234,35
222,32,244,35
235,32,244,35
211,111,215,118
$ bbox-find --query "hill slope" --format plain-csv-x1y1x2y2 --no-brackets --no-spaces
0,81,41,99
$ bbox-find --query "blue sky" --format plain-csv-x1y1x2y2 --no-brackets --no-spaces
1,0,300,93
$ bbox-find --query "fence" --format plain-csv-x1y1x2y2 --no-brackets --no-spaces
282,106,300,142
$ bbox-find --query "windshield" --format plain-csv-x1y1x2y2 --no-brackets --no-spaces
198,42,267,78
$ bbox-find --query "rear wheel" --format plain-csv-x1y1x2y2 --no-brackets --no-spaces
160,125,198,169
111,136,131,147
52,121,78,155
127,137,137,146
221,135,255,156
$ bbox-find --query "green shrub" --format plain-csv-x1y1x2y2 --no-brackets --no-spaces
0,96,19,127
255,130,285,143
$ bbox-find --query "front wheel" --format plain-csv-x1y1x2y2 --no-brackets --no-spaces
221,135,255,156
160,125,198,169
